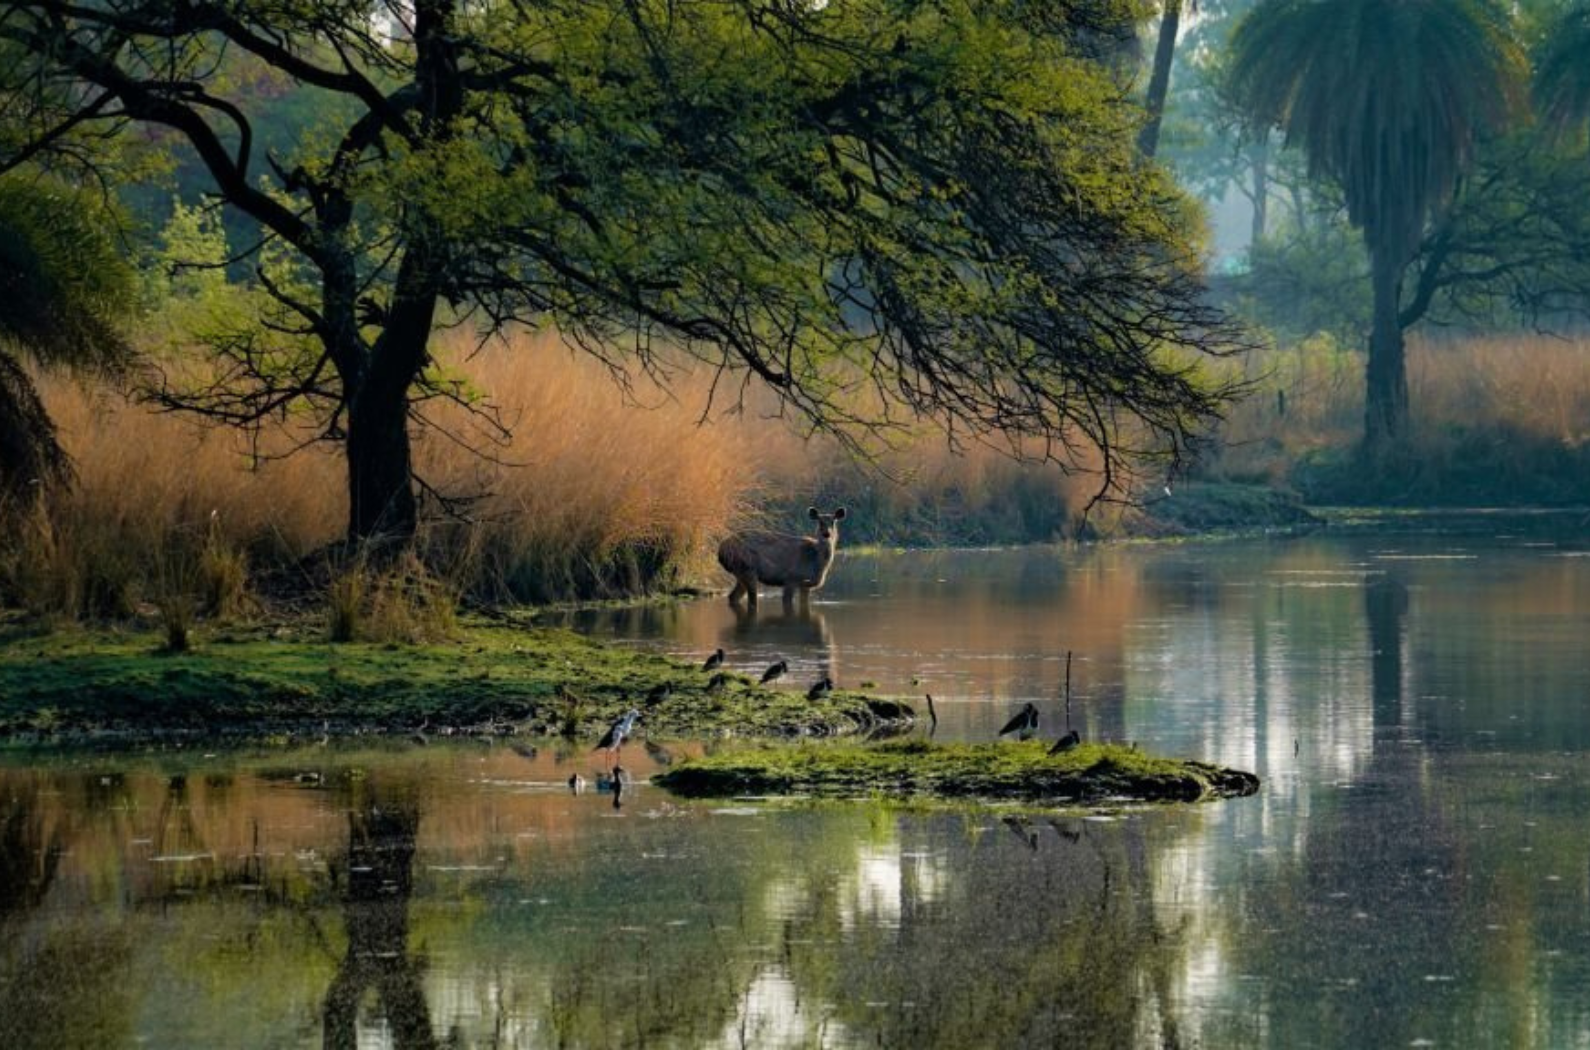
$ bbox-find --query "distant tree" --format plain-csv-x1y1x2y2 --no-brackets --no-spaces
1226,0,1525,454
0,0,1244,550
0,175,136,499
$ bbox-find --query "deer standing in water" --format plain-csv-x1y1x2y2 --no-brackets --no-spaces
717,507,847,609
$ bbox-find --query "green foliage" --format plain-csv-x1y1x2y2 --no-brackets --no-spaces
1237,221,1370,346
0,174,139,495
1227,0,1525,263
1533,1,1590,139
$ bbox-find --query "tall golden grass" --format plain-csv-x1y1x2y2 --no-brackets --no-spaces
33,327,1590,622
1206,333,1590,501
8,331,761,614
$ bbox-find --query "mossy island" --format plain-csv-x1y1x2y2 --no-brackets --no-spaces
0,614,911,742
656,738,1261,806
0,611,1260,808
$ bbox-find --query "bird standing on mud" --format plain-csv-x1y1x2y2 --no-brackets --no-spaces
760,659,789,685
702,648,725,672
595,709,641,761
1049,729,1081,754
806,676,833,701
998,702,1039,741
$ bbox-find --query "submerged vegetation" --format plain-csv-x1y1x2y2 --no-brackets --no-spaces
656,739,1261,805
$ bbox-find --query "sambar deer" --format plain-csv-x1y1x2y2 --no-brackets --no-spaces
717,507,847,608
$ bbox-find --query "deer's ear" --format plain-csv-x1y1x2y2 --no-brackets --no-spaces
808,506,820,519
834,507,846,520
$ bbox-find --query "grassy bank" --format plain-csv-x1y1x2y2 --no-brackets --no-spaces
655,738,1261,804
0,612,913,742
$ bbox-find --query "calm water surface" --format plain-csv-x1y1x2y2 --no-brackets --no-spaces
6,523,1590,1048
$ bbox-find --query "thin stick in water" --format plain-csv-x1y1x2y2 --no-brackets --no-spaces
1064,650,1073,730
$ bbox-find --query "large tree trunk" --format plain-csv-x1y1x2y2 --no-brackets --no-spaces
1137,0,1183,159
339,0,459,548
345,361,419,544
1364,239,1409,453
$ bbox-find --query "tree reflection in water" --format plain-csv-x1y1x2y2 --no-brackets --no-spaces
322,785,436,1050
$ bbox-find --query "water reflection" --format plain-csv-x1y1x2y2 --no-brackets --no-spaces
323,782,433,1049
5,530,1590,1046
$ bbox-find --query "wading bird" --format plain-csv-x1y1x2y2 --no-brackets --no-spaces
644,681,673,707
806,676,833,701
998,702,1039,741
594,709,641,762
1048,729,1081,754
702,648,725,672
706,672,730,695
760,659,789,685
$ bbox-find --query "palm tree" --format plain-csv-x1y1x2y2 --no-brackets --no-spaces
1226,0,1523,453
1534,2,1590,140
0,174,135,499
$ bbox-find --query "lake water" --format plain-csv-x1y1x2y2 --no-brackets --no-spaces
6,520,1590,1048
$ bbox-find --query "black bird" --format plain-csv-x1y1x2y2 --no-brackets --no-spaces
760,659,789,685
806,676,834,701
702,648,725,672
1048,729,1081,755
706,672,730,695
998,702,1039,741
594,709,641,757
644,681,673,707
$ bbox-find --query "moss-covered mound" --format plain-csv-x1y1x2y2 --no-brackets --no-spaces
655,739,1260,804
0,615,913,742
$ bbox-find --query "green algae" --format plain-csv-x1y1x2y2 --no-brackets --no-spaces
654,738,1260,805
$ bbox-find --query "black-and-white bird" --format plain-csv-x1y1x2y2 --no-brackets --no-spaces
702,648,725,672
644,681,673,707
806,676,834,701
568,773,586,794
760,659,789,685
1048,729,1081,755
998,702,1039,741
594,709,641,756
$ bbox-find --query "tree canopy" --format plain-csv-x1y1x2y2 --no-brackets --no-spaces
0,0,1243,544
1226,0,1524,450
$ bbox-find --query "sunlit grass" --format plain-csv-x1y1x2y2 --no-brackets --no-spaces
1205,333,1590,502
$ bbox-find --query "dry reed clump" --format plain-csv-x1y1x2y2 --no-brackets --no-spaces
3,379,342,621
414,331,752,601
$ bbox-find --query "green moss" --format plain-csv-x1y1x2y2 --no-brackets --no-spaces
0,614,913,742
654,738,1260,805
